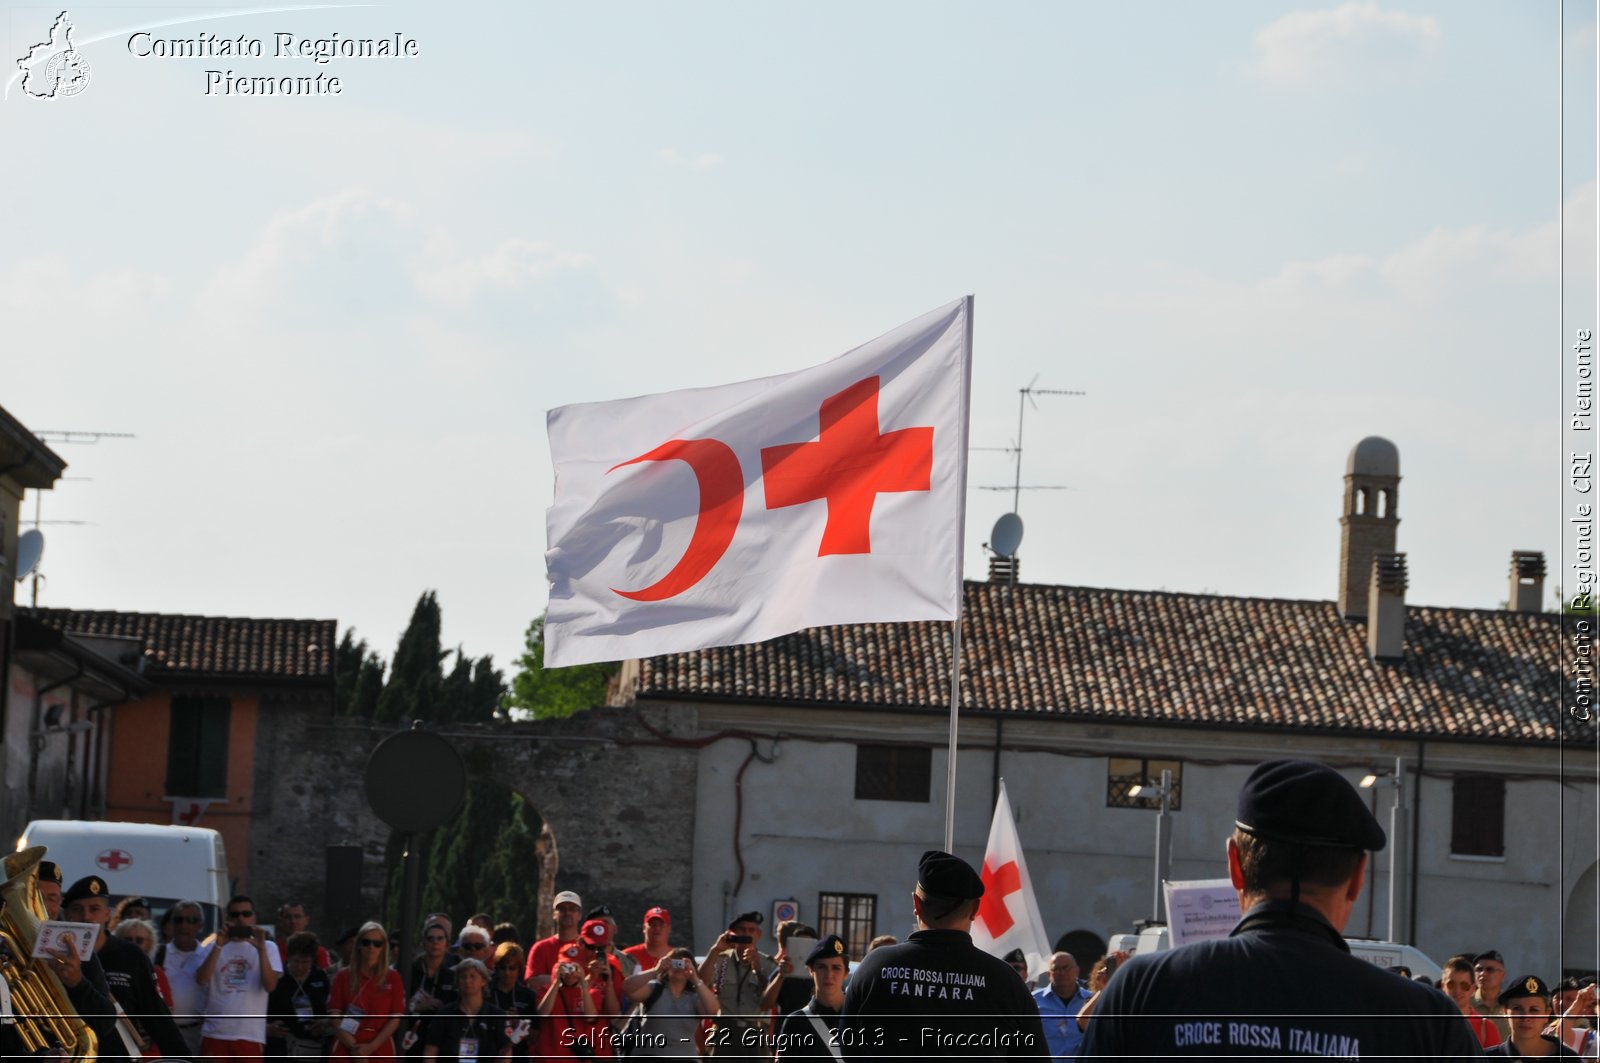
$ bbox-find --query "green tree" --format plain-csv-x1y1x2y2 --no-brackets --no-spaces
506,617,618,720
375,591,445,723
335,629,386,718
358,591,536,935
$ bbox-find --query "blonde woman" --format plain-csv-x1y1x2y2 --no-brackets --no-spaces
329,922,406,1060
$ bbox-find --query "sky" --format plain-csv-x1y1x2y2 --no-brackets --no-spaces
3,0,1596,679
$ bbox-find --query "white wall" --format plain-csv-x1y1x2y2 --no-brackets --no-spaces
683,701,1597,978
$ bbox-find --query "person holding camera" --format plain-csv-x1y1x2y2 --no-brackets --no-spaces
196,893,283,1061
536,942,609,1059
698,912,777,1057
619,948,719,1058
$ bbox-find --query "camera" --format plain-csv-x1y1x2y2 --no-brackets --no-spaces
558,962,579,978
727,935,753,945
227,925,255,940
670,959,688,971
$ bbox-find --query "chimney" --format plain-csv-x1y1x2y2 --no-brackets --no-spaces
988,555,1018,583
1508,551,1546,613
1340,437,1401,619
1367,552,1407,661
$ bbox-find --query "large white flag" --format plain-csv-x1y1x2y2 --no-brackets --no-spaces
543,298,972,668
971,779,1053,980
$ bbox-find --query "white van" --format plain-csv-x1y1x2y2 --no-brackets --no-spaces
17,820,230,933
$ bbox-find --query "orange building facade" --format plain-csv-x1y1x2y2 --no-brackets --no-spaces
22,609,336,896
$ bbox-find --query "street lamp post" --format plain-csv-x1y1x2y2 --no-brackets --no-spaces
1154,769,1173,923
1131,769,1175,923
1360,757,1409,943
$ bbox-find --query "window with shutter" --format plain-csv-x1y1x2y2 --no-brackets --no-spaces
165,696,231,798
1450,775,1505,857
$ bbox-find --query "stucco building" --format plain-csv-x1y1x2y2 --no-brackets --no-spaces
609,436,1595,978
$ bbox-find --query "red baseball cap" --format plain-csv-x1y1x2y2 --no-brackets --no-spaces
580,919,610,946
644,907,670,924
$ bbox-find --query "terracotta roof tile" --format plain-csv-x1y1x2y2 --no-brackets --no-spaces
23,608,336,682
635,582,1576,743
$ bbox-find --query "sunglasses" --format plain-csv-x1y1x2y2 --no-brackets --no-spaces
173,915,201,925
228,910,254,919
358,939,386,949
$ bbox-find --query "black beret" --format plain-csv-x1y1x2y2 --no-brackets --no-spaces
729,911,763,929
805,934,848,966
1473,950,1504,966
584,905,613,921
37,861,62,885
917,850,985,900
1235,760,1386,852
1500,975,1550,1005
1003,948,1026,964
62,875,108,907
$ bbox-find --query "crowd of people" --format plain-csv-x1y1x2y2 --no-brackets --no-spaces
22,860,883,1062
16,758,1600,1061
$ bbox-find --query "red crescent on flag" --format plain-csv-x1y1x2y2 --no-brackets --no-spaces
608,438,745,601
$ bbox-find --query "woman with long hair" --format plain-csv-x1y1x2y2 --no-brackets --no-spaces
329,921,407,1060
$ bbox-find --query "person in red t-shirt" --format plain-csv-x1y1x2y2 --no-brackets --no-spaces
523,891,585,992
621,907,673,975
329,922,407,1061
1443,954,1503,1049
537,941,619,1058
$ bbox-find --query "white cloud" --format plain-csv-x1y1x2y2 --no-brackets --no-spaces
657,148,724,169
197,188,414,321
413,238,595,304
1252,2,1440,85
1257,184,1595,302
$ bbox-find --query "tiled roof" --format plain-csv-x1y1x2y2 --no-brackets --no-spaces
635,582,1577,743
24,608,336,683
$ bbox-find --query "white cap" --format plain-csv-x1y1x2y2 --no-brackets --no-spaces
553,890,583,910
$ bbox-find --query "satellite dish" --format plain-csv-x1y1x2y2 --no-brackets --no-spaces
14,530,43,581
990,513,1024,558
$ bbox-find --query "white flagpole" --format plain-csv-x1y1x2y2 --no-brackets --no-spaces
943,295,975,852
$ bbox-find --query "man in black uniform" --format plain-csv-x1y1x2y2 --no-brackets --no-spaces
64,874,190,1060
774,934,848,1062
1080,759,1482,1060
839,850,1046,1061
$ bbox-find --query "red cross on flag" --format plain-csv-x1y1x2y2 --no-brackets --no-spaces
543,298,972,668
971,779,1052,980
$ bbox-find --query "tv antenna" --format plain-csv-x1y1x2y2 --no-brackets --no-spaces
971,380,1084,584
22,430,133,606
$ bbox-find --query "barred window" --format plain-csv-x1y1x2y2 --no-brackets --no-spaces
855,745,931,802
818,892,876,961
1107,757,1182,810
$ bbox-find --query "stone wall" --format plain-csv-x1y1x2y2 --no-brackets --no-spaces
249,702,702,948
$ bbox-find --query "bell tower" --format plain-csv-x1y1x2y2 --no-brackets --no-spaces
1339,437,1400,620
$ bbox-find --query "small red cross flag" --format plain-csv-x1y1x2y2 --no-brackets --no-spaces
971,779,1052,980
544,297,972,668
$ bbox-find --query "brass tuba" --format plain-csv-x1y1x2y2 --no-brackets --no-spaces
1,845,97,1059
